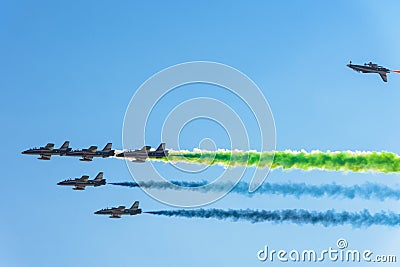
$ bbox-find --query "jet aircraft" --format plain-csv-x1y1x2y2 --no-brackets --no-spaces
21,141,71,160
66,143,114,161
347,61,400,82
116,143,168,162
115,145,150,162
94,201,142,218
57,172,106,190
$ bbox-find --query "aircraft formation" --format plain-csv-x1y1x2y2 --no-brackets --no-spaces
21,142,114,161
21,141,168,218
21,61,396,220
22,141,168,162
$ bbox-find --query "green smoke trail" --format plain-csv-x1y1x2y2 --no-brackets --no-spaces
153,150,400,173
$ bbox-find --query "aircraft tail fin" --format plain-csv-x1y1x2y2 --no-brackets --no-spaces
130,201,139,210
60,141,70,149
45,143,55,150
379,73,388,82
94,172,104,181
102,143,112,152
155,143,166,152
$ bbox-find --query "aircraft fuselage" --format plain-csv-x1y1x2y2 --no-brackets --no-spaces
347,62,390,82
65,150,115,160
94,208,142,218
347,64,389,75
116,144,168,162
66,150,114,157
21,148,71,158
57,179,106,188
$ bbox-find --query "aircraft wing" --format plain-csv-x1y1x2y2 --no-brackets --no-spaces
80,175,89,181
131,158,146,163
39,155,51,160
45,143,55,150
379,73,388,82
81,155,93,161
88,146,97,152
138,146,151,152
74,185,86,190
110,213,121,218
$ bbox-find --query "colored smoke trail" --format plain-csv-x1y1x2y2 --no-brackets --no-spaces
109,181,400,201
109,180,208,189
145,209,400,227
150,150,400,173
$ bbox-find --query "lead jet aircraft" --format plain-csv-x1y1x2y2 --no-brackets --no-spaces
21,141,71,160
66,143,114,161
116,143,168,162
57,172,106,190
346,61,398,82
94,201,142,218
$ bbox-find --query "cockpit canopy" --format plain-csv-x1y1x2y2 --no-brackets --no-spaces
365,62,379,68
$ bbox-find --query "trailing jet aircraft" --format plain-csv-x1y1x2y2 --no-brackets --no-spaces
116,143,168,162
347,61,400,82
21,141,71,160
66,143,114,161
57,172,106,190
94,201,142,218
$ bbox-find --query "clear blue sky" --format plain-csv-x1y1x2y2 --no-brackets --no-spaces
2,1,400,266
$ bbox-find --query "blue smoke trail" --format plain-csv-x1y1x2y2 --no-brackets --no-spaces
145,209,400,227
109,181,400,201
